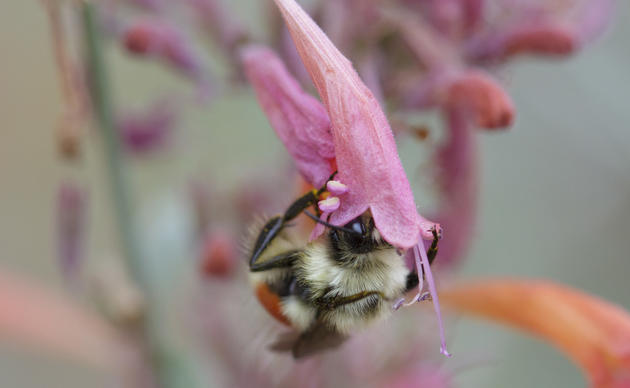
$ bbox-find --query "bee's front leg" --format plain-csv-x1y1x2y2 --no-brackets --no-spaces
249,172,337,270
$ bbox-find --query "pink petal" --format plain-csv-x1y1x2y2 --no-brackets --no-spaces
241,45,335,187
273,0,435,248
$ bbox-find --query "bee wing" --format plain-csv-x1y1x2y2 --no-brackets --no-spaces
268,330,301,353
270,323,347,359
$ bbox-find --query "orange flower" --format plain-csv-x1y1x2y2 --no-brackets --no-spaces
441,279,630,388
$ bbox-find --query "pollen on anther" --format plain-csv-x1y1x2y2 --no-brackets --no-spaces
318,196,340,213
326,180,348,196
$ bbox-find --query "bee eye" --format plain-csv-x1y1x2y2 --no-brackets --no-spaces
344,218,366,236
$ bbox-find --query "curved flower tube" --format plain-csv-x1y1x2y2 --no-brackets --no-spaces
441,279,630,388
272,0,438,249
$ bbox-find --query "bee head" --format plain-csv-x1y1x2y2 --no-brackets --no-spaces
330,214,382,255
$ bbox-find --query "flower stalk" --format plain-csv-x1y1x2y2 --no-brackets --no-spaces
81,4,197,387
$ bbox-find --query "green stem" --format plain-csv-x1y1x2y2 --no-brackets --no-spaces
81,4,197,387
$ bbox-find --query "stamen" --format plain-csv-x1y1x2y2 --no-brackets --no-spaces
393,297,405,310
326,180,348,196
318,196,340,212
393,253,426,309
415,243,452,357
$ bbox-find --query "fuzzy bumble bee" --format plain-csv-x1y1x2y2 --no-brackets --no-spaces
248,177,439,358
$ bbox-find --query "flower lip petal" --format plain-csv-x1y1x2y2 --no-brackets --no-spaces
241,45,335,187
273,0,437,248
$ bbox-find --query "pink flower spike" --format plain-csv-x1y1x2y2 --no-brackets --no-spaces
318,196,340,213
415,244,451,357
241,45,335,187
326,180,348,196
273,0,428,249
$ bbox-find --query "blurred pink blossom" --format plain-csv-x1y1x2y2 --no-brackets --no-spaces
199,229,238,278
122,19,206,84
116,98,177,154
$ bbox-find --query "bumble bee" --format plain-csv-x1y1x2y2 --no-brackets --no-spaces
248,177,439,358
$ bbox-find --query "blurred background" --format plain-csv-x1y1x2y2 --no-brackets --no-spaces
1,1,629,387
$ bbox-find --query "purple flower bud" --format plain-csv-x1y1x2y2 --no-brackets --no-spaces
123,19,206,82
117,98,177,154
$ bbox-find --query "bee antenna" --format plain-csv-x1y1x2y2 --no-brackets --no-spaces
303,210,362,236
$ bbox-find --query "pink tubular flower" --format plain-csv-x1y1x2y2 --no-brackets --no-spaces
272,0,438,248
241,45,335,188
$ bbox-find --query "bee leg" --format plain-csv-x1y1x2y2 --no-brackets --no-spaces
249,173,337,269
249,193,316,268
250,250,302,272
404,228,440,292
318,290,385,311
427,227,439,265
